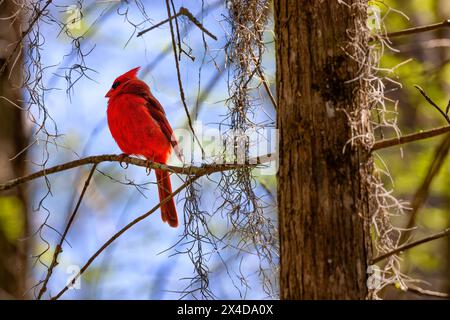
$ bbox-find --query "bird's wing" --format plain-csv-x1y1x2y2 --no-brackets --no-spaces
145,93,183,162
121,79,183,162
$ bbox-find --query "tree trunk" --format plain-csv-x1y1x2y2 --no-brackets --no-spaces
0,0,28,299
275,0,373,299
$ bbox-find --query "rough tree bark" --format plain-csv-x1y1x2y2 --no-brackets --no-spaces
0,0,28,299
275,1,373,299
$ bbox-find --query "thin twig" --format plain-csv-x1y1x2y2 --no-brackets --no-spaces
137,6,217,40
50,175,199,300
169,0,183,61
405,285,450,299
0,153,274,192
414,85,450,124
371,228,450,264
371,19,450,41
372,126,450,151
36,164,97,300
250,51,277,110
176,7,217,40
389,284,450,298
258,68,277,110
387,20,450,38
136,9,184,37
165,1,206,158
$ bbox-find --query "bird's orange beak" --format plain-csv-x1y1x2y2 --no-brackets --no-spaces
105,89,113,98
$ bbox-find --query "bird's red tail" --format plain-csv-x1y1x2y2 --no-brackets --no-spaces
155,170,178,228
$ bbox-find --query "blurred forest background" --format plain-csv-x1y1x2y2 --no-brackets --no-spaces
0,0,449,299
375,0,450,299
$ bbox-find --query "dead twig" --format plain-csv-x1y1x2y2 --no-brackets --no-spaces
371,228,450,264
370,20,450,42
404,285,450,299
36,164,97,299
387,20,450,38
250,51,277,110
372,126,450,151
414,85,450,124
137,6,217,40
389,283,450,298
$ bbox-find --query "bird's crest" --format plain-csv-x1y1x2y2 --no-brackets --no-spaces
123,67,140,78
116,67,140,83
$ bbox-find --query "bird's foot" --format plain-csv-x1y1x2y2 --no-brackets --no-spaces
118,153,130,169
145,159,153,175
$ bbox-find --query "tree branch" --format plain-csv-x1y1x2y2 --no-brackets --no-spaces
370,19,450,41
371,228,450,264
389,284,450,298
137,6,217,40
387,20,450,38
250,51,277,110
50,175,199,300
0,153,274,192
404,285,450,299
36,164,97,300
414,85,450,124
372,126,450,151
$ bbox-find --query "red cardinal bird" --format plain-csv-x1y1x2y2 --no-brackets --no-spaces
105,67,182,227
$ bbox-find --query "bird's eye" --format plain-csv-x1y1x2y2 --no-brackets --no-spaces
112,81,120,89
